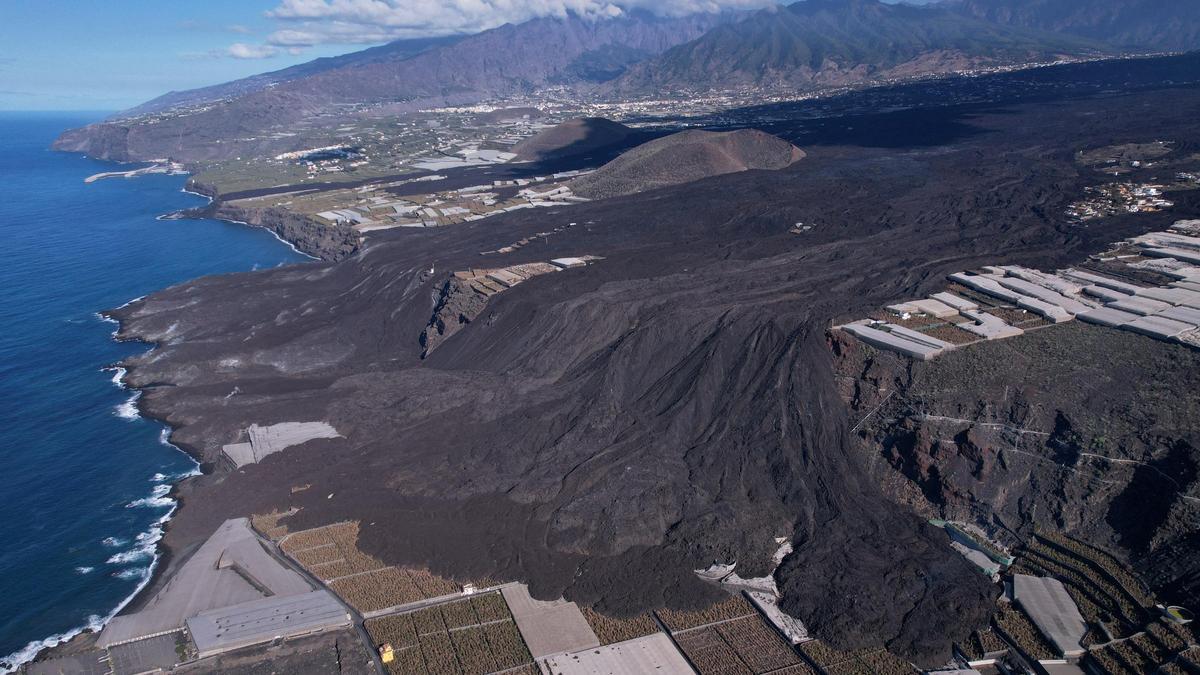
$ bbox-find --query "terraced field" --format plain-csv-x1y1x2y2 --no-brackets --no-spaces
279,522,463,612
656,596,757,633
992,603,1057,661
580,607,660,646
641,594,822,675
797,641,916,675
1084,621,1198,675
997,533,1200,675
957,627,1008,661
364,591,534,675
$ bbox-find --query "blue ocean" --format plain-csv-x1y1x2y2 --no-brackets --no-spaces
0,113,307,670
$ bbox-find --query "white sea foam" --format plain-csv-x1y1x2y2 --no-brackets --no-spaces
264,227,318,260
114,294,146,310
106,504,174,566
3,507,179,670
157,428,201,477
150,467,199,483
105,547,152,565
104,366,127,389
180,186,210,201
0,613,105,673
114,391,141,420
0,178,213,675
126,495,174,510
74,567,94,575
125,483,173,509
114,568,148,581
95,312,120,337
213,212,318,261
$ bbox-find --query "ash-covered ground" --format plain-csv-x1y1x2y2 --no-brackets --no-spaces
110,55,1200,666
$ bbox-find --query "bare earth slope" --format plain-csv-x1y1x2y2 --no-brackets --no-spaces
106,58,1200,666
837,322,1200,605
570,129,805,199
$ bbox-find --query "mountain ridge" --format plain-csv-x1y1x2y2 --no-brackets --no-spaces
53,0,1183,164
121,35,463,118
953,0,1200,52
53,11,739,162
610,0,1111,93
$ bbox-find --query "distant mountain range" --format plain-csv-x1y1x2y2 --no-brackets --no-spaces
123,36,463,118
54,0,1198,163
953,0,1200,52
55,10,735,162
610,0,1106,93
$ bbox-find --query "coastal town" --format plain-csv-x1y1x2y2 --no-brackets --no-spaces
222,168,593,233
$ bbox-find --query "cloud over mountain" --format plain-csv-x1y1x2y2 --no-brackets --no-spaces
264,0,779,45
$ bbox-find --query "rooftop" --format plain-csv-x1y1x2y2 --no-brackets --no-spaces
1011,574,1088,658
186,590,351,658
97,518,312,648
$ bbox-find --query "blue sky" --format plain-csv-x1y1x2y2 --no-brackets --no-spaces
1,0,930,111
0,2,352,111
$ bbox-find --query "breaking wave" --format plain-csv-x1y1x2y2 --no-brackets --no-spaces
114,294,146,310
114,568,149,581
0,614,105,673
94,312,119,338
103,366,126,389
105,547,152,565
157,429,201,476
125,483,172,509
1,507,173,670
114,391,140,420
1,139,300,674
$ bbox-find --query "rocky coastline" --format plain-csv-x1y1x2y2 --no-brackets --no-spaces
172,179,361,262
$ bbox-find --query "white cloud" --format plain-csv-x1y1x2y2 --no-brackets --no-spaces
227,24,253,34
266,29,324,46
227,43,281,59
262,0,779,45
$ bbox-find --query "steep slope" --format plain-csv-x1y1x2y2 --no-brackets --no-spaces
512,118,635,162
53,11,737,163
612,0,1109,93
954,0,1200,52
570,128,805,199
837,321,1200,611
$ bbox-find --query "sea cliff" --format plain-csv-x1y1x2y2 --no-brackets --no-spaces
180,180,360,262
